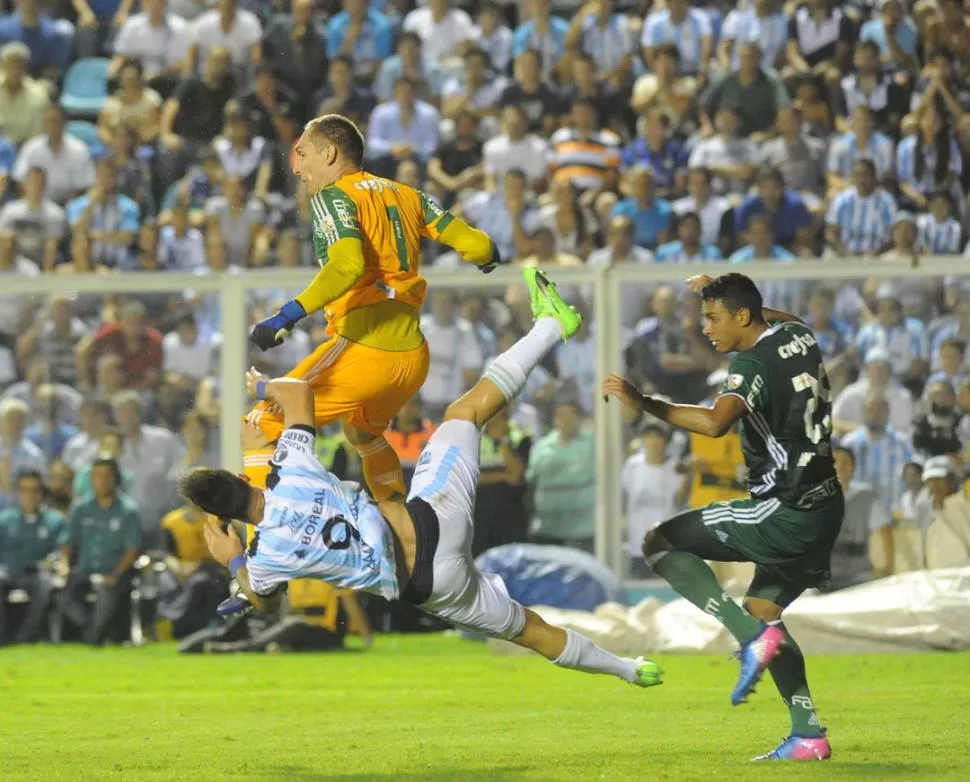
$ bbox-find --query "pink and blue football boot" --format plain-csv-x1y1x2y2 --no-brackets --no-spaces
752,731,832,761
731,623,785,705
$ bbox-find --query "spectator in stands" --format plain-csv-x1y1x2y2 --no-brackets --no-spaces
314,54,377,126
655,210,722,263
212,100,273,200
825,158,897,257
420,290,484,420
81,300,163,393
527,397,596,553
587,214,655,307
13,105,95,205
204,175,264,267
261,0,327,110
827,106,896,198
702,42,789,141
563,52,628,135
622,424,689,578
500,48,562,137
98,58,162,147
784,0,853,87
928,336,968,393
0,233,40,352
855,284,929,384
426,111,484,209
187,0,261,76
735,166,814,252
24,385,77,461
511,0,567,80
840,393,913,518
157,201,204,271
61,400,111,472
461,168,540,262
610,166,672,250
112,389,183,544
924,457,970,569
759,106,827,208
374,30,441,106
805,287,853,390
17,297,88,388
549,98,620,194
564,0,638,84
73,429,132,498
65,157,142,270
404,0,476,65
897,105,963,211
472,405,531,557
162,313,215,384
861,0,920,75
0,41,49,146
719,0,787,74
0,398,47,511
913,379,962,459
385,396,435,488
0,0,71,81
538,178,593,258
475,3,512,75
916,190,964,255
157,500,225,638
688,103,757,196
327,0,393,82
830,446,892,591
56,455,141,645
673,166,731,252
630,43,697,137
481,105,547,193
73,0,128,58
0,167,64,270
111,0,190,90
834,347,915,437
839,40,909,138
238,64,300,152
641,0,713,78
366,77,440,178
621,109,687,200
0,469,62,645
2,356,82,426
159,45,235,166
442,47,506,129
165,409,215,485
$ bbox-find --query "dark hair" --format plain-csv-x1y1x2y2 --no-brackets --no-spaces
179,468,253,521
330,54,353,70
699,273,765,322
119,56,143,79
505,167,527,182
858,40,880,58
91,456,122,487
689,166,713,184
832,446,856,468
941,337,966,355
915,100,951,187
16,469,44,488
747,212,774,232
399,31,422,48
654,43,680,62
853,157,877,177
304,113,366,167
676,211,701,230
757,165,785,187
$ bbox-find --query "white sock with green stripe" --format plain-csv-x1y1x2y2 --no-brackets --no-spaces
553,629,640,683
483,318,563,402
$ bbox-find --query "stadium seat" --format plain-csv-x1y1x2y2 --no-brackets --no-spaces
60,58,111,117
65,120,105,157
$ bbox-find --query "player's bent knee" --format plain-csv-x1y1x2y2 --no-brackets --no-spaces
743,596,783,623
443,400,479,427
641,527,671,560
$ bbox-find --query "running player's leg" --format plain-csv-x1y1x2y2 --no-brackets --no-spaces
342,422,406,502
745,572,830,759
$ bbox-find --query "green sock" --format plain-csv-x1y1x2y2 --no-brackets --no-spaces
649,551,762,644
768,623,823,737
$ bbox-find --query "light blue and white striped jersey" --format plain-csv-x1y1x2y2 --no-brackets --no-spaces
576,13,639,73
839,426,912,516
826,131,895,179
641,8,712,74
854,319,929,377
245,427,400,600
825,186,897,254
896,134,963,195
654,240,723,263
729,245,802,314
930,321,970,371
721,8,788,71
916,213,963,255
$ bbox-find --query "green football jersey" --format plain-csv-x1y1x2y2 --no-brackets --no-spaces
717,321,840,510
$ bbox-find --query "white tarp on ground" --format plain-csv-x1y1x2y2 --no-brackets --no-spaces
488,567,970,656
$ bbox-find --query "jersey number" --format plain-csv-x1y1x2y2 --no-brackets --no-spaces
322,515,361,550
385,206,410,272
790,365,832,445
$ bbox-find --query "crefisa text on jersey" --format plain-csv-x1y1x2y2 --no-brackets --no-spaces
777,331,819,360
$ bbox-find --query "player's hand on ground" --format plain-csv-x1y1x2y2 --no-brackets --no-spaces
245,367,269,399
203,517,244,568
602,375,645,411
685,275,714,294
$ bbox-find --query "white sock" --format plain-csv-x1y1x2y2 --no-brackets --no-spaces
483,318,563,402
552,629,640,684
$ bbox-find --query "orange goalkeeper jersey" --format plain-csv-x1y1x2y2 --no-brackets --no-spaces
308,170,452,331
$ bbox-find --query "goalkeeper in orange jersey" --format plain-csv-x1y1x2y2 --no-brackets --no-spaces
243,113,498,506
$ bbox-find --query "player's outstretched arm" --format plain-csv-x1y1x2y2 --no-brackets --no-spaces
603,375,746,438
246,369,314,431
417,190,500,272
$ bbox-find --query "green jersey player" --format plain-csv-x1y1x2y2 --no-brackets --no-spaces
604,272,842,763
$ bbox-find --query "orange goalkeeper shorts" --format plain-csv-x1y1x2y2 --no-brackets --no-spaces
247,337,430,440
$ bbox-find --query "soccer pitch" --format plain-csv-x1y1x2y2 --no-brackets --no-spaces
1,636,967,782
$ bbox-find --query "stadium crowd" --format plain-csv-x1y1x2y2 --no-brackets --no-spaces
2,0,970,647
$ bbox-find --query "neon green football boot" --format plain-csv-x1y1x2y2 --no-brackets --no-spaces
633,657,664,688
522,266,583,341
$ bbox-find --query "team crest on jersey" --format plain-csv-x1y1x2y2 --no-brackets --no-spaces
726,374,744,390
273,444,289,463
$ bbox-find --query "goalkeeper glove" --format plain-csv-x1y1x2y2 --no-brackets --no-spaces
250,299,306,351
477,242,503,274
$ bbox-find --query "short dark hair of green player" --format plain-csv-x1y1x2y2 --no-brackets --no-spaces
304,114,365,168
698,273,767,354
700,273,765,323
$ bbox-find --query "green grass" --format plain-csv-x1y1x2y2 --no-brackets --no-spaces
1,636,968,781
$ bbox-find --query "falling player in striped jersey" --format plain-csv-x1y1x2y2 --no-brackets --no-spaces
604,273,842,762
183,269,663,689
